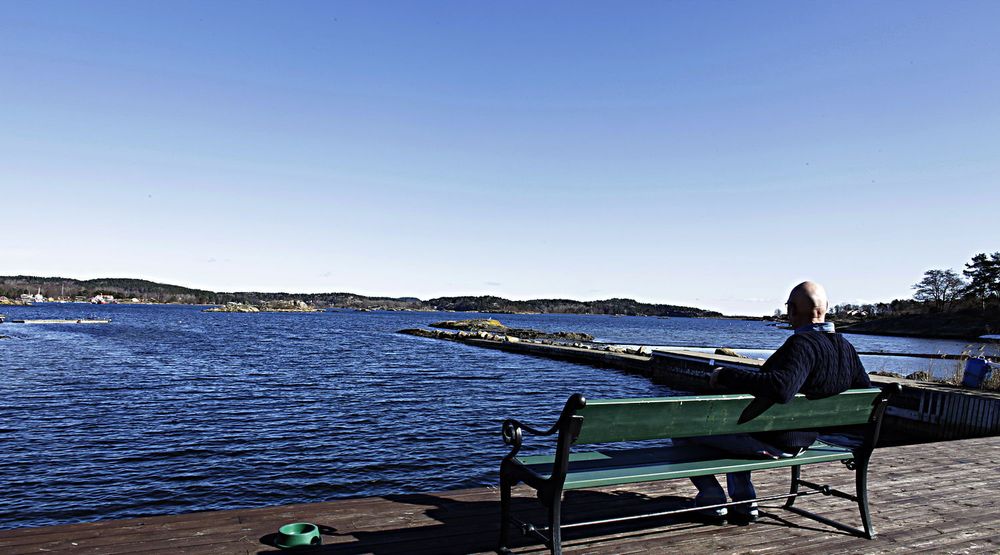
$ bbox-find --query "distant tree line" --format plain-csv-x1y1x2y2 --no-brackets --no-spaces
0,276,216,304
0,275,721,317
827,251,1000,322
425,296,721,317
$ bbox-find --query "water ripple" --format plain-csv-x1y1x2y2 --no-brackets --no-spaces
0,304,984,529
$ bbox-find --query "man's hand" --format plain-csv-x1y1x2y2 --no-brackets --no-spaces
709,368,723,389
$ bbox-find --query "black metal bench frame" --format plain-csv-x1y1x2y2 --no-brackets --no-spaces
498,384,900,554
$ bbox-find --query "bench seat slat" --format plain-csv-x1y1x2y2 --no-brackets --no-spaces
516,441,853,490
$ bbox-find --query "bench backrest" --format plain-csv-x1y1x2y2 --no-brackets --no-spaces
574,389,882,445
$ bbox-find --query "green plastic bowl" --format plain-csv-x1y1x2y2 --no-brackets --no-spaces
275,522,321,549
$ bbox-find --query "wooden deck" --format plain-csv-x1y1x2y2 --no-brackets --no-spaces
2,436,998,554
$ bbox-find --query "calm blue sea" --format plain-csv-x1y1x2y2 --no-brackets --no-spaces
0,304,990,529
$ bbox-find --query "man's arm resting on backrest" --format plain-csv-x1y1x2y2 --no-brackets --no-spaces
713,338,813,403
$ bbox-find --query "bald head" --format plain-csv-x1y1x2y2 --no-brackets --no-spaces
786,281,828,328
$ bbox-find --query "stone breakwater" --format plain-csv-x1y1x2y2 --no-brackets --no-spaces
399,318,652,355
427,318,596,342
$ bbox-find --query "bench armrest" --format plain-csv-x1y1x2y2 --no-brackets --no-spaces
502,418,558,459
502,393,587,460
502,418,559,439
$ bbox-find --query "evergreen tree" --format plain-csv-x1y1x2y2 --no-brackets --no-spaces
962,252,1000,307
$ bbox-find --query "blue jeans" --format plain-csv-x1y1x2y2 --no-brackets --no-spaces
675,434,797,508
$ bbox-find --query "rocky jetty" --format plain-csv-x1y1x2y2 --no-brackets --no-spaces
714,347,752,359
398,325,652,356
428,319,594,342
204,300,321,313
396,318,660,355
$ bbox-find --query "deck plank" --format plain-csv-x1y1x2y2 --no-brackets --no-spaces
1,436,997,554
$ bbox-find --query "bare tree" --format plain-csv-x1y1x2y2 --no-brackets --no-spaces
912,269,965,310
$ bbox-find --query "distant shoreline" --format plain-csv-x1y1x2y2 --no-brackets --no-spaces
839,310,999,343
0,275,722,319
6,301,993,343
840,327,993,343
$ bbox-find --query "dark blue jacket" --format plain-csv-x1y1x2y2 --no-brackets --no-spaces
716,330,872,450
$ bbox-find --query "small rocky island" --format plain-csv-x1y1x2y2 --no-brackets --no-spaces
204,300,322,313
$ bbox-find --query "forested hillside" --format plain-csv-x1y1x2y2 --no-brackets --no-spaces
0,276,720,316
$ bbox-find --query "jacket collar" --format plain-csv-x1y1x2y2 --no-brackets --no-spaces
794,322,836,334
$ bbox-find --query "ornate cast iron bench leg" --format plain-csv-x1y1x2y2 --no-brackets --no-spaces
548,496,563,555
854,455,875,539
784,465,801,508
499,478,513,553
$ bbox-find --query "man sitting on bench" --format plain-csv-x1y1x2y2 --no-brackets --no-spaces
688,281,872,523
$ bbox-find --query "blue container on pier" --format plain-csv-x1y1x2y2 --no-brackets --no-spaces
962,358,993,388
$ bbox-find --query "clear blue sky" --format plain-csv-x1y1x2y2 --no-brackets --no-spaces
2,1,997,315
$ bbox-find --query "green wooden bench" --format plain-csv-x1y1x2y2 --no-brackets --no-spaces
498,385,900,554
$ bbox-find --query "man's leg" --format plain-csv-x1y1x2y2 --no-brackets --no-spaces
677,434,784,522
682,434,788,458
691,474,727,506
726,471,759,523
689,473,728,520
675,438,728,519
726,471,757,502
